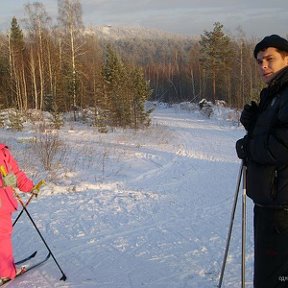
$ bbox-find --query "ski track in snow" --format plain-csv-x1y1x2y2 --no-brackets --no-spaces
8,106,255,287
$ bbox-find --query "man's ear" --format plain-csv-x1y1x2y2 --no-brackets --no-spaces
285,55,288,66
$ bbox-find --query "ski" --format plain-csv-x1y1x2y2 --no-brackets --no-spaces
15,251,37,265
23,252,51,273
0,252,51,286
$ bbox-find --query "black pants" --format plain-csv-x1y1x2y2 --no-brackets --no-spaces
254,205,288,288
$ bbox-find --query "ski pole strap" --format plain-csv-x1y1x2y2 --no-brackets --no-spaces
13,189,24,206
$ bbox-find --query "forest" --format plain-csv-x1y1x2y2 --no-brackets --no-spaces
0,0,267,129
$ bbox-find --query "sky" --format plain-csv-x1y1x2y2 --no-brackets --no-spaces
0,0,287,39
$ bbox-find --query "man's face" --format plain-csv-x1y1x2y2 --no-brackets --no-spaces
256,47,288,84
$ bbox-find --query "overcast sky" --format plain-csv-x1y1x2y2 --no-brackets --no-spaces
0,0,287,39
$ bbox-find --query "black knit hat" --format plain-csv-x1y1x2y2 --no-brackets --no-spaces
253,34,288,58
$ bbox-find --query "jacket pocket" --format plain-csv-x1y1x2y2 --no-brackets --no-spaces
247,162,277,205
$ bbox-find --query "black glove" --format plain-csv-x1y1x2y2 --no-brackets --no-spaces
240,101,258,131
236,136,249,160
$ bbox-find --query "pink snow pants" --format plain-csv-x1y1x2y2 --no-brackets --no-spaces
0,211,16,279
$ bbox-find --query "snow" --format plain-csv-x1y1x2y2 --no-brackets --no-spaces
5,103,255,287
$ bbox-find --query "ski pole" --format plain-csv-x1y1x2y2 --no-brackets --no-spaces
218,162,243,288
241,165,247,288
14,191,67,281
13,180,46,227
0,166,67,281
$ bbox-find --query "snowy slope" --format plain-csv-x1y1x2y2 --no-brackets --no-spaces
5,104,254,287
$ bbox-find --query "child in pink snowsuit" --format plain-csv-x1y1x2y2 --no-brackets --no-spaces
0,144,34,280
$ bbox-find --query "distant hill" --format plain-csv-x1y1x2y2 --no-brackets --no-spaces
85,25,194,41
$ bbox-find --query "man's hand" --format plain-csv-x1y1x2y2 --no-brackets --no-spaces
240,101,258,131
236,136,249,160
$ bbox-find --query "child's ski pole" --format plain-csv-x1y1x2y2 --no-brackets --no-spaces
0,166,67,281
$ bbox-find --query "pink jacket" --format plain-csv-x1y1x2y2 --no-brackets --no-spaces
0,144,34,213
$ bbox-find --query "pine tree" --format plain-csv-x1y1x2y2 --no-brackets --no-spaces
8,109,24,131
102,45,152,129
102,44,129,127
9,17,26,110
50,110,64,129
92,107,108,133
199,22,234,102
0,106,6,128
130,67,152,128
10,17,24,52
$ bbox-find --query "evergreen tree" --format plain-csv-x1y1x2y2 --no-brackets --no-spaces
130,67,152,128
102,44,130,127
10,17,24,52
102,45,152,129
50,106,64,129
92,107,108,133
199,22,234,102
9,17,26,110
0,106,6,128
8,109,24,131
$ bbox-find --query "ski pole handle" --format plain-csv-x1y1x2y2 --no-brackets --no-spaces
33,179,46,191
31,179,46,198
0,165,7,177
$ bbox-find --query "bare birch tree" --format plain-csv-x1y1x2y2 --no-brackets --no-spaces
24,2,52,110
57,0,84,120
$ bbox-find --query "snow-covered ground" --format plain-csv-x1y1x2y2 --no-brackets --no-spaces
4,104,255,287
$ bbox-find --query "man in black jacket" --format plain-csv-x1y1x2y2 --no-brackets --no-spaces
236,35,288,288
